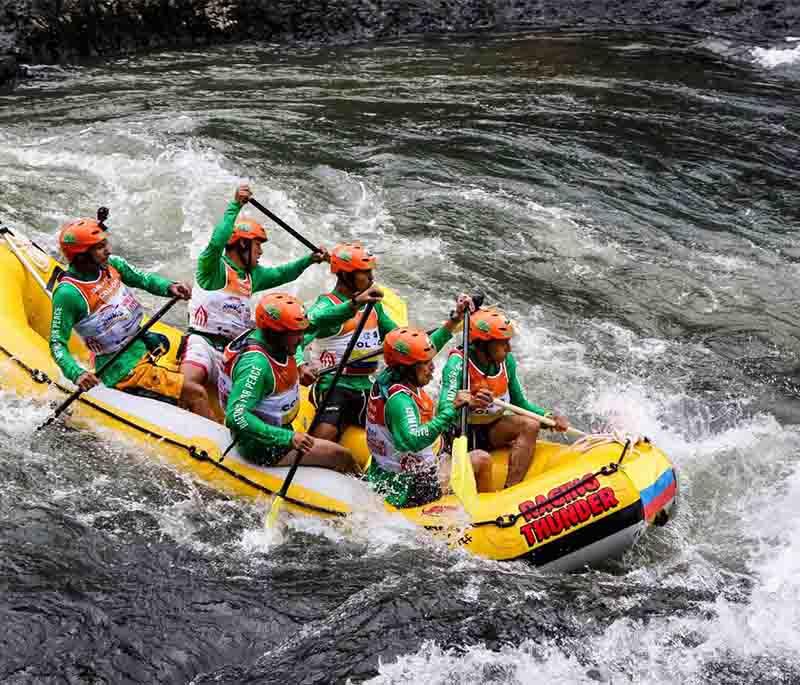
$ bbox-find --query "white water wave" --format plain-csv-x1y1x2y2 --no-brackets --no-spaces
752,43,800,68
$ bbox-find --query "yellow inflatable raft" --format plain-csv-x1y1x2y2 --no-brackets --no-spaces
0,224,677,569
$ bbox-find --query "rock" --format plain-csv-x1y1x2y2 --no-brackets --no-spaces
0,0,797,93
0,55,17,94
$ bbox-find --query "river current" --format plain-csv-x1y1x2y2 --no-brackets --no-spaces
1,31,799,684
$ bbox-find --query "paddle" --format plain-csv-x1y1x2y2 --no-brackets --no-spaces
247,197,321,253
314,294,485,377
265,300,377,528
491,398,587,439
315,328,435,377
37,295,181,430
449,305,480,516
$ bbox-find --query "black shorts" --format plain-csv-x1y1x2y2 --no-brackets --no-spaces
311,384,368,431
470,422,497,451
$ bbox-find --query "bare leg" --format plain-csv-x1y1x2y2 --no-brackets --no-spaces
276,438,356,474
488,415,540,488
438,449,493,493
179,365,212,420
309,421,340,442
470,449,493,492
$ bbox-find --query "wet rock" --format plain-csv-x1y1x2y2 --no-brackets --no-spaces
0,55,16,93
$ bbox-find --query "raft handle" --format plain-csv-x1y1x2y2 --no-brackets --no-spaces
30,369,51,384
188,446,211,462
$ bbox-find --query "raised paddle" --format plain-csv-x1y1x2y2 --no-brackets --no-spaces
245,196,408,325
449,305,480,516
265,300,377,528
491,398,587,439
37,295,181,430
247,197,321,253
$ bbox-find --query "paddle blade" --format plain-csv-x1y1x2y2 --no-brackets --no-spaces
264,494,285,528
379,284,408,326
450,435,479,516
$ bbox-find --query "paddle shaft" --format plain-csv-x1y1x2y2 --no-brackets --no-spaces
275,301,377,500
38,295,181,429
314,294,485,377
315,327,436,377
491,398,586,438
448,302,480,516
247,198,319,253
459,308,471,437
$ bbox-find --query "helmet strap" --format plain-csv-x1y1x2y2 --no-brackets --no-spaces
472,340,489,364
72,251,102,274
237,240,252,273
394,364,417,388
262,330,289,359
336,272,356,295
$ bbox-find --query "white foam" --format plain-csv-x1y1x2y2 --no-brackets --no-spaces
751,44,800,68
363,639,596,685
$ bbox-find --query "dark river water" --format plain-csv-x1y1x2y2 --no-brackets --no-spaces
1,30,799,684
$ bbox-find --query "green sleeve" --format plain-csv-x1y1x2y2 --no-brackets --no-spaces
251,255,314,293
294,296,350,365
376,301,398,339
436,352,463,416
196,200,243,290
506,353,549,416
428,325,453,353
49,284,90,383
385,390,457,454
109,256,173,297
294,342,307,367
307,296,355,330
224,351,295,449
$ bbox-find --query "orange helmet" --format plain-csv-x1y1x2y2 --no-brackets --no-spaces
254,293,309,332
470,309,515,341
227,218,267,246
59,218,107,262
383,327,436,367
330,242,377,274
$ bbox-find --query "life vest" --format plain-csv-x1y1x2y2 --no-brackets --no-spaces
448,348,510,424
218,334,300,427
366,380,441,474
309,293,381,375
188,261,253,340
57,266,144,356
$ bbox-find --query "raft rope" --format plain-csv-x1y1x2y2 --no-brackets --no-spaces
0,342,346,518
5,340,643,528
472,438,632,529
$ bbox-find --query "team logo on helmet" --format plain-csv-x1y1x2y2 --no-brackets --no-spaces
266,304,282,320
62,232,77,244
337,250,352,262
235,223,252,233
477,320,491,333
393,340,410,355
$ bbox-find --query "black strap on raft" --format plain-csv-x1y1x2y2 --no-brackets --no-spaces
0,341,346,518
473,438,632,529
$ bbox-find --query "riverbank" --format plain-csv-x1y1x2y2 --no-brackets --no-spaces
1,0,798,92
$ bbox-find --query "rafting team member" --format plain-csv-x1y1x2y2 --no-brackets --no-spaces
439,308,569,488
365,304,493,507
182,184,328,400
220,291,378,472
297,242,397,441
49,217,210,415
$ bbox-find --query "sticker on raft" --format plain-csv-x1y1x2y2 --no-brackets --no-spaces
421,504,461,517
516,474,619,547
